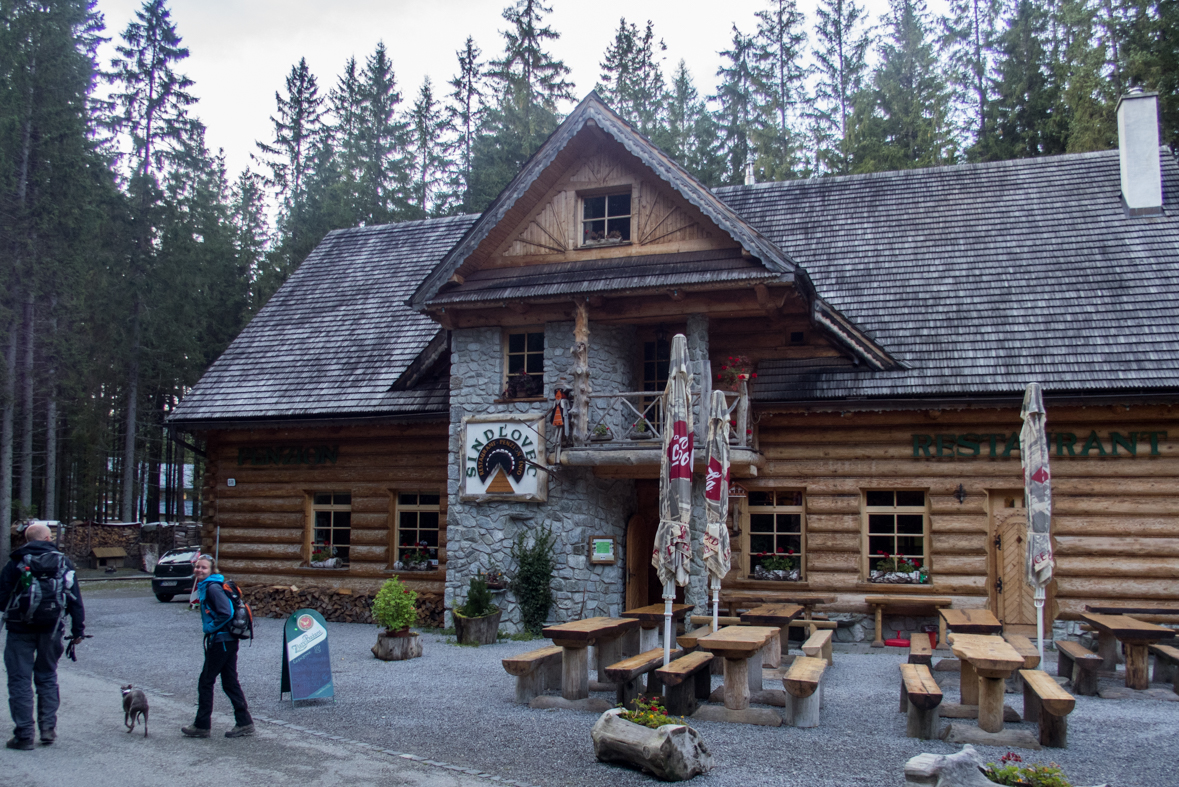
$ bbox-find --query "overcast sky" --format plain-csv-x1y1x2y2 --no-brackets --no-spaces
92,0,943,179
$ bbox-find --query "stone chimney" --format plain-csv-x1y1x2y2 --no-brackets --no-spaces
1117,88,1163,216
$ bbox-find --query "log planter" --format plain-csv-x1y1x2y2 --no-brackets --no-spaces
372,628,423,661
591,708,713,782
453,608,502,645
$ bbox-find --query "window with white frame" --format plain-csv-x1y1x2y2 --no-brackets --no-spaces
863,490,928,581
581,192,631,245
311,492,351,566
394,492,441,570
746,490,804,580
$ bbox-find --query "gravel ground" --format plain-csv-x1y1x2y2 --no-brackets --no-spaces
64,583,1177,787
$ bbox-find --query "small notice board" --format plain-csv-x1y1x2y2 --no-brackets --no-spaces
590,536,617,564
280,608,335,704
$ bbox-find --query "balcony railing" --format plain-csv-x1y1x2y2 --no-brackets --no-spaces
573,378,751,450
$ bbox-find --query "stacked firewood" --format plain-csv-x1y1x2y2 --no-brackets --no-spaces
241,584,445,628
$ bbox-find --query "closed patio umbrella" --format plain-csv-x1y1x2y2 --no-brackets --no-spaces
703,390,733,632
652,334,694,666
1021,382,1055,666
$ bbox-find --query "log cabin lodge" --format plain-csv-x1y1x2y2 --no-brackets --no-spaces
170,90,1179,639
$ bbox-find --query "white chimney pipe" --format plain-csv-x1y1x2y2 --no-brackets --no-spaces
744,158,756,186
1117,88,1163,216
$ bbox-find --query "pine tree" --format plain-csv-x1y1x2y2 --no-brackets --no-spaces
106,0,201,520
659,60,723,186
358,41,408,224
597,18,665,135
229,169,271,313
329,56,365,188
407,78,452,217
446,36,485,204
1055,0,1118,153
978,0,1067,160
940,0,1003,150
752,0,810,180
849,0,952,172
812,0,873,174
468,0,574,212
714,25,762,184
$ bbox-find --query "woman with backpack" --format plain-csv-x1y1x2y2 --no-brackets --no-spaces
181,554,254,739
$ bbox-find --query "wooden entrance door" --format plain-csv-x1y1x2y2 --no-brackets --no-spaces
988,490,1047,634
626,480,682,609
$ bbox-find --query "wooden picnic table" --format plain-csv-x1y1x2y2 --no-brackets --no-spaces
940,608,1003,636
864,594,953,649
542,617,640,700
622,603,693,651
696,625,778,710
1080,612,1177,689
949,633,1024,733
739,604,803,668
720,590,833,627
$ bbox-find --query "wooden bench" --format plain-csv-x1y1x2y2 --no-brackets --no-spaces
654,651,713,716
1021,669,1076,748
801,629,833,665
782,656,826,728
1057,640,1102,696
1002,632,1041,690
604,647,683,709
502,645,563,704
864,595,952,648
899,663,943,739
1150,643,1179,692
908,635,933,666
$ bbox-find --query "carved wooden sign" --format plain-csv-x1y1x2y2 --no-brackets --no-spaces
461,414,547,502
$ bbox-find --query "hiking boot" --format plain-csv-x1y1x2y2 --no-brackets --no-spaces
224,724,255,738
6,737,35,750
39,729,55,745
180,725,210,738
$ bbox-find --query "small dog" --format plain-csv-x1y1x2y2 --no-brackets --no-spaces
121,685,148,737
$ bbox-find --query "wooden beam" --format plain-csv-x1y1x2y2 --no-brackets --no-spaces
572,299,591,444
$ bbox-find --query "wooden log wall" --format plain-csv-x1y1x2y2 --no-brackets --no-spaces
728,403,1179,620
200,421,450,595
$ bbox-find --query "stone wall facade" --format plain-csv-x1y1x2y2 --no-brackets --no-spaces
445,321,641,632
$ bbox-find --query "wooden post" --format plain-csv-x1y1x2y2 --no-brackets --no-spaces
517,670,545,704
1039,711,1068,748
1125,643,1150,690
746,649,763,694
1022,679,1041,725
723,657,751,710
872,604,885,648
572,299,591,444
1071,661,1098,696
762,631,782,669
1096,631,1120,669
899,677,910,713
694,665,712,700
785,683,821,728
937,617,948,650
960,659,979,705
1057,648,1074,678
620,628,641,659
562,645,589,700
639,627,658,653
977,676,1006,733
736,379,749,448
906,699,939,740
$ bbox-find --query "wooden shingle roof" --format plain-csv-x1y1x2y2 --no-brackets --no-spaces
169,215,476,426
717,149,1179,402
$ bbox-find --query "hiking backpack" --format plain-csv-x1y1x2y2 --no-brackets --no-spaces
3,551,73,629
216,579,254,641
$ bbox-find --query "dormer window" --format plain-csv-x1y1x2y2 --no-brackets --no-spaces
582,192,631,246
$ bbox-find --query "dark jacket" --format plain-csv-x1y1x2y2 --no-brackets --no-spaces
198,575,234,643
0,540,85,638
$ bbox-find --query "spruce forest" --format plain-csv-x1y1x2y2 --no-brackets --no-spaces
2,0,1177,540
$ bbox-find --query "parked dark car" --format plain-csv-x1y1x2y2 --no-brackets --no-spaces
152,547,199,602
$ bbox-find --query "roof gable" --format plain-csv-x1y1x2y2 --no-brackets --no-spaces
410,93,802,311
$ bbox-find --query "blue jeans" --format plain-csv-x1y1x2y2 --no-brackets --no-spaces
4,630,64,741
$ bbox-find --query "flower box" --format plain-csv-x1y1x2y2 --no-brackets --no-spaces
869,570,929,584
752,565,801,582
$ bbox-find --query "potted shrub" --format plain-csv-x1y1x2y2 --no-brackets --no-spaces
371,576,423,660
480,565,508,591
591,423,613,442
591,696,713,781
627,418,654,439
716,355,757,392
869,552,929,584
452,576,502,645
309,544,341,568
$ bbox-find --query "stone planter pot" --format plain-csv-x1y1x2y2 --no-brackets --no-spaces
372,629,423,661
453,608,502,645
869,570,928,585
591,708,713,781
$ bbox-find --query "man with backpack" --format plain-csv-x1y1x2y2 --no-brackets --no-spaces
0,522,85,750
181,554,254,739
